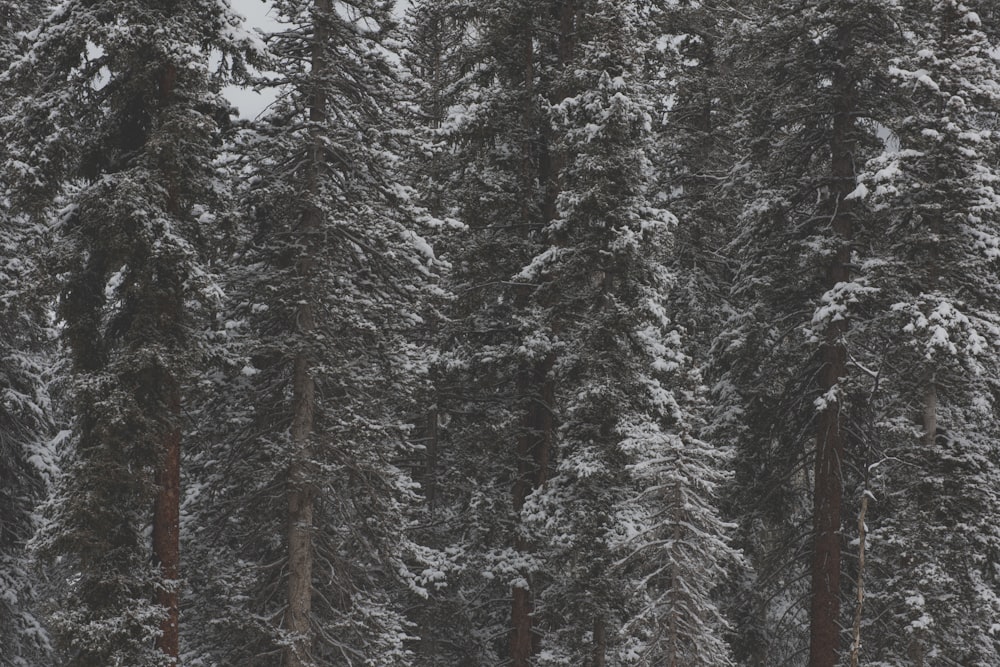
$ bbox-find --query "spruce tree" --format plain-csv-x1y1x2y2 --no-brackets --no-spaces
712,1,901,664
184,1,440,664
3,1,255,664
511,1,739,664
0,4,57,665
854,0,1000,662
411,1,563,662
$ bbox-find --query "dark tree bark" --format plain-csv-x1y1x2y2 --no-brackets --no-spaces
511,361,554,666
152,61,181,667
283,1,330,664
808,24,857,667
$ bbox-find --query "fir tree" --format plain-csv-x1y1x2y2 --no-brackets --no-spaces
411,1,564,662
184,1,440,664
712,1,901,664
0,5,57,665
514,2,738,664
2,1,256,664
854,0,1000,662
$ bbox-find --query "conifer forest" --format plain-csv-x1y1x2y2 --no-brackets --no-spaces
5,0,1000,665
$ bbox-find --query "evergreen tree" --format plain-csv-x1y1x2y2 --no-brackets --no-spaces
514,1,739,665
854,1,1000,662
0,5,57,665
0,213,53,666
3,1,256,664
410,1,564,662
712,1,901,664
396,2,480,662
184,1,440,664
409,2,740,664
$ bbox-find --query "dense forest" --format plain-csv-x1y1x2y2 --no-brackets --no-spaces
2,0,1000,665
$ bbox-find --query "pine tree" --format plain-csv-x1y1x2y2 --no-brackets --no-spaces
409,1,564,662
0,213,53,666
0,5,58,665
853,1,1000,662
2,1,256,664
653,1,744,364
395,2,482,662
510,2,739,664
183,1,440,664
712,1,902,664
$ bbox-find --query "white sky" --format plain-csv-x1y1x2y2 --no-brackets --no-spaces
223,0,282,119
223,0,411,119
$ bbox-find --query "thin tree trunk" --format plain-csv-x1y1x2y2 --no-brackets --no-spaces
808,24,856,667
284,1,329,663
592,616,606,667
511,361,554,666
153,60,181,667
848,489,868,667
152,387,181,664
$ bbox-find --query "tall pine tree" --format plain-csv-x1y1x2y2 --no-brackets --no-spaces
3,1,256,664
855,0,1000,662
0,3,57,665
183,1,440,664
713,1,901,664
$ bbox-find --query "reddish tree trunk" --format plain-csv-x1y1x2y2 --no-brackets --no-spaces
152,60,181,667
808,25,856,667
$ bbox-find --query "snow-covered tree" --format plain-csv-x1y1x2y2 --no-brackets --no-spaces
512,2,738,664
403,1,566,662
0,212,53,665
0,6,58,666
854,1,1000,662
711,1,903,664
182,1,441,665
2,0,257,664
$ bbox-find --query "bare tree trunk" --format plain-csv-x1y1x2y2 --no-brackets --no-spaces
152,60,181,667
809,24,856,667
283,1,329,664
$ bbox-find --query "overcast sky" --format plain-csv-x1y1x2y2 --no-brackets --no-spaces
223,0,281,119
223,0,410,119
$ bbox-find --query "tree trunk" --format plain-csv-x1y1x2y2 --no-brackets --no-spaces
284,0,329,663
510,361,554,666
152,386,181,664
152,61,181,667
591,616,606,667
808,24,856,667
